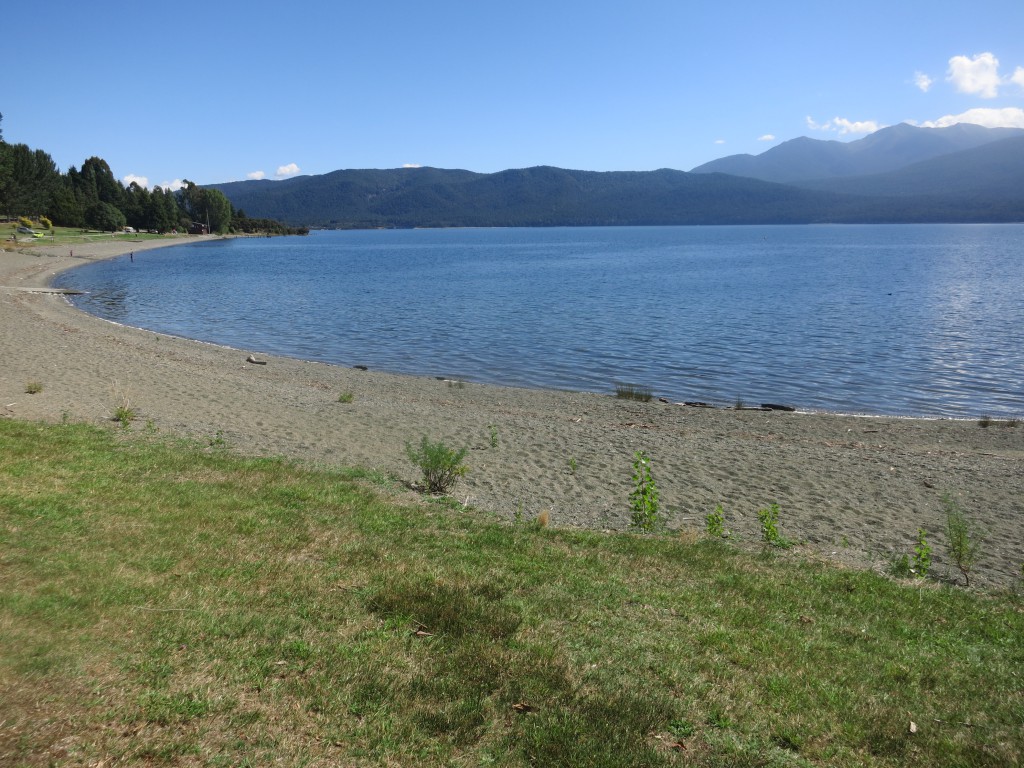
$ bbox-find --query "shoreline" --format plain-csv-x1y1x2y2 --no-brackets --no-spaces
53,228,1022,422
2,238,1022,587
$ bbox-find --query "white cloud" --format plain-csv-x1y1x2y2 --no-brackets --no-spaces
914,71,933,92
1012,66,1024,89
757,134,775,141
123,173,149,188
714,139,726,145
159,179,185,192
276,163,301,178
402,163,422,168
947,52,1003,98
834,117,882,134
920,107,1024,129
806,116,882,135
247,170,266,180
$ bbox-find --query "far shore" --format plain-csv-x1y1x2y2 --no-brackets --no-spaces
2,236,1021,588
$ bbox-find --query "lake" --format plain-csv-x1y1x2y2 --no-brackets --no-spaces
55,224,1024,418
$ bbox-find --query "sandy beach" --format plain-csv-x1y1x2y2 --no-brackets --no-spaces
2,237,1022,588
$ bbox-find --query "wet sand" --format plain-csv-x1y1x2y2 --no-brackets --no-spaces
2,238,1021,588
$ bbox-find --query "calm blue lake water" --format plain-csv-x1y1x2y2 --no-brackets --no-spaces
55,225,1024,418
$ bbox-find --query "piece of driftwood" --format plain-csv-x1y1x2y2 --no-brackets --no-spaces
245,354,267,365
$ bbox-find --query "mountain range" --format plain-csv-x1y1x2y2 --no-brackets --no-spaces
209,124,1024,228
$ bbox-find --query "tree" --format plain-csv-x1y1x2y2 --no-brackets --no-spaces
66,164,99,213
86,201,126,232
0,143,61,218
80,156,124,209
48,178,86,227
177,180,232,233
145,186,180,233
123,181,150,230
203,188,232,233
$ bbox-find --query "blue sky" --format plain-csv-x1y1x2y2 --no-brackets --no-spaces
4,1,1023,190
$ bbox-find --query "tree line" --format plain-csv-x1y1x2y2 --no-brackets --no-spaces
0,113,306,236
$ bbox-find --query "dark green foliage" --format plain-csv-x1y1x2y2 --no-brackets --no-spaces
0,142,61,218
46,182,86,227
177,181,233,234
0,125,297,233
80,156,124,209
86,200,126,232
210,165,861,228
229,208,307,235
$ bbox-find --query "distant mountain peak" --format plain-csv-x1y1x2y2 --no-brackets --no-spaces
690,123,1024,183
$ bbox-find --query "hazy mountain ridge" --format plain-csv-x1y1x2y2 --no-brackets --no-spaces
792,134,1024,199
208,124,1024,227
690,123,1024,183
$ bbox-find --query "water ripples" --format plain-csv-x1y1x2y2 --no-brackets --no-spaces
55,224,1024,418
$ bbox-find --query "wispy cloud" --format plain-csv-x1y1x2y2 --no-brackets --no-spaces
247,170,266,180
920,107,1024,129
757,134,775,142
806,116,882,135
714,139,726,145
403,163,422,168
276,163,301,178
123,174,149,188
913,71,933,92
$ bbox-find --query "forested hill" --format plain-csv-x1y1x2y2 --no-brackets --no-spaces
210,167,844,228
207,163,1023,229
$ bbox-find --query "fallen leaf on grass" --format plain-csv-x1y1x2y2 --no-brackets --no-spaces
512,703,537,714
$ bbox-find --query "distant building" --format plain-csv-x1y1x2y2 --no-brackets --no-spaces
188,222,209,235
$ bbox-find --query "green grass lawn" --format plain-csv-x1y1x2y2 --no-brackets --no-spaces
4,223,176,247
1,419,1021,766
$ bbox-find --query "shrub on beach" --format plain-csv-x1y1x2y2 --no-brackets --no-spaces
405,436,468,494
944,494,984,587
629,451,660,531
758,502,790,548
705,504,728,538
